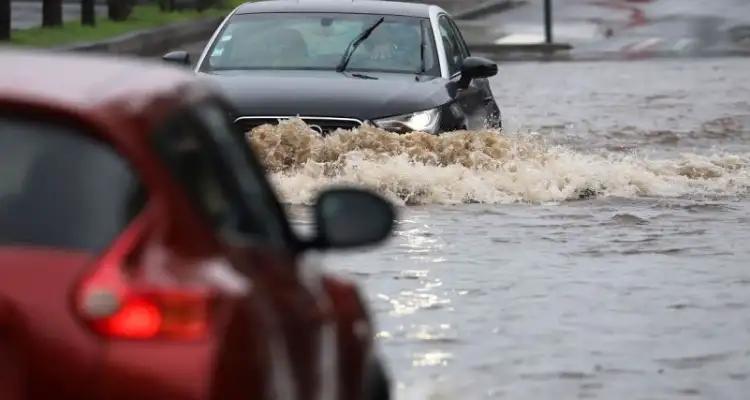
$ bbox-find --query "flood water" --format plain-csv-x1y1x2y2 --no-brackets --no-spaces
250,58,750,399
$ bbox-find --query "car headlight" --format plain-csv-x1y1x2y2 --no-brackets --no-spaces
373,107,441,134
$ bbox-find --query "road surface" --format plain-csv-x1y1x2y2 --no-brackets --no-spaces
266,56,750,400
175,2,750,398
469,0,750,59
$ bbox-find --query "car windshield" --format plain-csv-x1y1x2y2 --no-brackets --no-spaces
0,116,143,252
201,12,441,76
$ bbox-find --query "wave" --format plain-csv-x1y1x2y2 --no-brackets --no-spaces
247,119,750,205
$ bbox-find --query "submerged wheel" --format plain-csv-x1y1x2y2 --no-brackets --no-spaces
489,107,503,130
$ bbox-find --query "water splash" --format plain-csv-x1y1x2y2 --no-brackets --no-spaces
247,119,750,205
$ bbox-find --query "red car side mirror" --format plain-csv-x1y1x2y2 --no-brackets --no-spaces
308,188,396,250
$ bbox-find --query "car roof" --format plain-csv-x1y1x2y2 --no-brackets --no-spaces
235,0,438,18
0,50,212,135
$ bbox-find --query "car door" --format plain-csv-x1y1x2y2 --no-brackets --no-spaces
438,14,496,129
154,100,334,400
448,17,501,128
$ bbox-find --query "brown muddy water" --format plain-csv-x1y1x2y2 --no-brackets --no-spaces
249,59,750,399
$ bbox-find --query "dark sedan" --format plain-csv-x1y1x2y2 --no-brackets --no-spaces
164,0,502,134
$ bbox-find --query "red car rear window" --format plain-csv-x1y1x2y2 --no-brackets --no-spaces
0,116,144,252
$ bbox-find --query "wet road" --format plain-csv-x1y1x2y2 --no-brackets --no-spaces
253,58,750,399
470,0,750,59
183,29,750,399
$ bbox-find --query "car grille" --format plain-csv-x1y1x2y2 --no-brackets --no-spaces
235,116,363,135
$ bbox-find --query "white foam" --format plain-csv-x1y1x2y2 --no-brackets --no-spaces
247,119,750,206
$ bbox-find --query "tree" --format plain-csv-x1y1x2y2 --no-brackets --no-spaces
42,0,63,27
108,0,134,22
0,0,10,41
82,0,96,26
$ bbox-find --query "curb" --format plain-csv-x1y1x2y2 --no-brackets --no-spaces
56,16,222,56
453,0,524,20
466,42,573,58
471,47,750,63
470,42,573,53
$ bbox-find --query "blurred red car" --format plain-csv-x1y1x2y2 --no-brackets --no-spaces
0,50,394,400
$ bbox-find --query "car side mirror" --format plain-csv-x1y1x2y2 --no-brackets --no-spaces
310,188,396,250
162,50,191,66
458,56,498,88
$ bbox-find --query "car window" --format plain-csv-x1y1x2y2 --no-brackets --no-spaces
202,12,441,77
448,17,471,59
154,103,290,248
0,116,144,252
438,15,465,75
195,104,292,244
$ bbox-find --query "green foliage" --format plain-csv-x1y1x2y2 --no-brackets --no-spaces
11,0,247,47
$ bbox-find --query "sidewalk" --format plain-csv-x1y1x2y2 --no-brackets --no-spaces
467,0,750,61
400,0,522,47
401,0,517,18
11,1,108,30
399,0,481,15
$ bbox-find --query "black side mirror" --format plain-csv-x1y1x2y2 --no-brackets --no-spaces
162,50,191,66
310,188,396,250
458,56,498,88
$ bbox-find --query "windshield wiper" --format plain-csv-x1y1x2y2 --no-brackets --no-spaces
350,72,379,80
336,17,385,73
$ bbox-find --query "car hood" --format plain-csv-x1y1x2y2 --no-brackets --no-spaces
203,70,451,121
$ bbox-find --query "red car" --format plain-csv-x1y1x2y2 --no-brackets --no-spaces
0,50,394,400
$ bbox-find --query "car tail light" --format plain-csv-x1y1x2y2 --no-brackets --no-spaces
81,289,211,340
75,210,214,340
